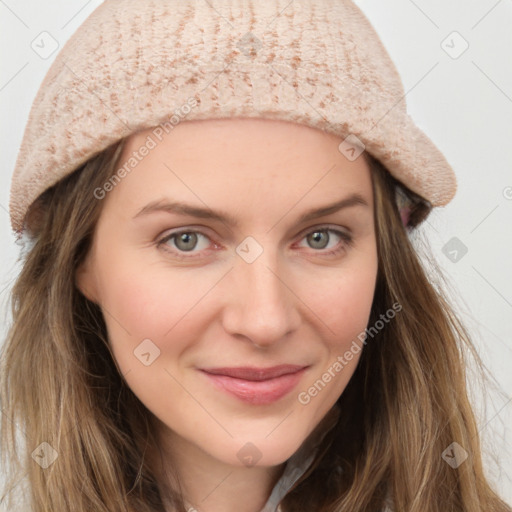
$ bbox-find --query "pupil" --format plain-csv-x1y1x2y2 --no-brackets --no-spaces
177,233,196,251
310,231,328,249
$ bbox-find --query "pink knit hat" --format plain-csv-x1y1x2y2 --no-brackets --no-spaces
9,0,456,236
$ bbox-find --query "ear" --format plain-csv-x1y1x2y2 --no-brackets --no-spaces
75,253,100,304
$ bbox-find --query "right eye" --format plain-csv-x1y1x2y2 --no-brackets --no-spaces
157,229,214,256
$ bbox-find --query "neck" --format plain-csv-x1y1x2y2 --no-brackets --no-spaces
148,425,286,512
147,404,341,512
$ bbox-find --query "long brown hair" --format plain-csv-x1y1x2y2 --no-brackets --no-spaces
1,139,510,512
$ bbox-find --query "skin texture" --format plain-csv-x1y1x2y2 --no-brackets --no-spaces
76,118,378,512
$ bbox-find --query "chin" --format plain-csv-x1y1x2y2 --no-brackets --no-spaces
212,432,308,469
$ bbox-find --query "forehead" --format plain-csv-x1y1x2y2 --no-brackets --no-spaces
107,118,373,221
122,117,366,169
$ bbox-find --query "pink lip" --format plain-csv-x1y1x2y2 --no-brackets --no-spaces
200,365,308,405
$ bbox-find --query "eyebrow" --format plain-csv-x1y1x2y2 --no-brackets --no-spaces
133,193,369,228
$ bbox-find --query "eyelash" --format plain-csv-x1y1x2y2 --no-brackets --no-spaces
156,226,354,260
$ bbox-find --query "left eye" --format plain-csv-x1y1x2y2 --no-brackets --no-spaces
297,229,348,251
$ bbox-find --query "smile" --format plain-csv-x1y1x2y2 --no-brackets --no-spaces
200,365,309,405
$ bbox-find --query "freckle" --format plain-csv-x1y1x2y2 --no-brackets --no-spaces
291,56,301,69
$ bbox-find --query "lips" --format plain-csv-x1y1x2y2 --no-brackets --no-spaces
202,365,306,381
200,365,308,405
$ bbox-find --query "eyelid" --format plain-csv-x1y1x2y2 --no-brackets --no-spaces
292,225,354,254
156,227,218,255
156,223,353,258
295,223,352,240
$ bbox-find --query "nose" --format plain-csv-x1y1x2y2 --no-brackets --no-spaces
220,246,301,349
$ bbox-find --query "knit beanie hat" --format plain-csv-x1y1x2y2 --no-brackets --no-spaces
8,0,457,237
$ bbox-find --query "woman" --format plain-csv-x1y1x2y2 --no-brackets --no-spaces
1,1,511,511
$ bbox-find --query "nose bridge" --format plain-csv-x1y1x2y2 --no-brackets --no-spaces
223,237,299,345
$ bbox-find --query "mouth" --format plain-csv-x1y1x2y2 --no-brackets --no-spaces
200,365,309,405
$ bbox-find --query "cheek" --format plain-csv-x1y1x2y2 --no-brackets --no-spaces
302,257,378,350
92,251,215,369
331,273,376,342
294,264,377,410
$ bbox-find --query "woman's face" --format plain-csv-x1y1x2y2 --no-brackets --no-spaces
77,118,378,468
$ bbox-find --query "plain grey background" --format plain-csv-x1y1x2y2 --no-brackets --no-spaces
1,0,511,506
